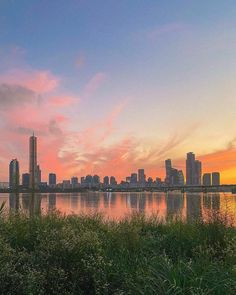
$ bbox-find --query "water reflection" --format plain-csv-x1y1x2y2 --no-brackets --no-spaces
2,192,236,223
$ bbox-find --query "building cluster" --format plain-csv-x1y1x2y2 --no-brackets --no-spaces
7,135,221,190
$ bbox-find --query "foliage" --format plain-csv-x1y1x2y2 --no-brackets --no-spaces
0,212,235,294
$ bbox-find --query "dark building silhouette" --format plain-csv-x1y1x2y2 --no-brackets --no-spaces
165,159,184,186
22,173,30,188
212,172,220,185
9,159,19,189
103,176,109,186
29,134,38,189
138,169,146,185
130,173,138,184
186,152,202,186
165,159,172,185
110,176,117,187
203,173,211,186
71,177,79,188
49,173,57,186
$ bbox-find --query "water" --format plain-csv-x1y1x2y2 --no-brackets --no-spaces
1,192,236,222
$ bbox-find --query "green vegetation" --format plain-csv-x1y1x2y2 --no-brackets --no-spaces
0,212,235,294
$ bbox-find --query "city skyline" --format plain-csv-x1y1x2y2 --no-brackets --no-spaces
0,2,236,183
5,134,221,188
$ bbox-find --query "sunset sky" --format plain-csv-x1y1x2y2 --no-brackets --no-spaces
0,1,236,183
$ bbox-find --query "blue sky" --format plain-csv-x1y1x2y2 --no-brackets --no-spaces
0,0,236,182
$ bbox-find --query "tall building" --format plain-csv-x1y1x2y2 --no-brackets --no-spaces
186,153,202,186
9,159,20,189
92,175,100,186
138,169,146,185
203,173,211,186
177,170,185,186
103,176,109,186
37,165,41,184
130,173,138,184
22,173,30,188
165,159,172,185
194,160,202,185
110,176,117,186
212,172,220,185
49,173,57,186
186,152,195,185
29,134,38,189
71,177,79,188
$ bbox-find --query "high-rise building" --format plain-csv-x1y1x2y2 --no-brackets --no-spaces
103,176,109,186
212,172,220,185
62,180,71,189
29,134,38,189
92,175,100,186
71,177,79,188
37,165,41,184
110,176,117,186
22,173,30,188
186,152,195,185
203,173,211,186
138,169,146,185
130,173,138,184
9,159,20,189
177,170,185,186
49,173,57,186
194,160,202,185
165,159,172,185
186,153,202,186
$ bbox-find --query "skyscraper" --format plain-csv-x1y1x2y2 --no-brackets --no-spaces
186,153,202,186
130,173,138,184
203,173,211,186
9,159,19,189
37,165,41,184
194,160,202,185
103,176,109,186
29,134,38,189
71,177,79,188
186,152,195,185
212,172,220,185
138,169,146,185
22,173,30,188
49,173,57,186
165,159,172,185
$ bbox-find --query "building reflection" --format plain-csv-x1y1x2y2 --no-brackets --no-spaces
203,193,220,211
166,193,184,218
48,193,56,211
80,192,100,209
21,193,42,216
126,193,146,213
9,193,19,212
186,193,202,221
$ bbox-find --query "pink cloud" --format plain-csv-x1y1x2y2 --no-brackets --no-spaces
83,72,107,98
0,69,59,93
49,95,78,106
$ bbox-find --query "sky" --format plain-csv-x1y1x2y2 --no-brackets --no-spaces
0,0,236,183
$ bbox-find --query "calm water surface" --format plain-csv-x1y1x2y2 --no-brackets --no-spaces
1,192,236,222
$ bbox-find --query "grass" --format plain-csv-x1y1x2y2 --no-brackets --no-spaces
0,212,235,294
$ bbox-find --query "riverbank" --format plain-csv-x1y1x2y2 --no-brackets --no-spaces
0,213,235,294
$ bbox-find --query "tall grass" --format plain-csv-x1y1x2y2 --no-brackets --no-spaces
0,212,235,294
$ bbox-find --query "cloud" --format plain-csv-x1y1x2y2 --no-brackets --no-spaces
0,69,59,93
75,54,85,69
0,83,36,110
83,72,107,98
48,119,63,136
49,95,78,106
147,23,187,40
